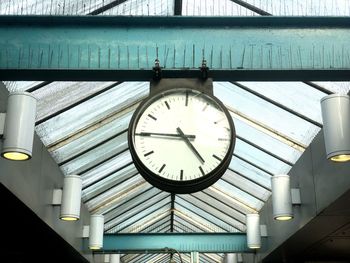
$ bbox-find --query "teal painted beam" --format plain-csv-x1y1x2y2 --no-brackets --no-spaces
83,233,257,253
1,16,350,81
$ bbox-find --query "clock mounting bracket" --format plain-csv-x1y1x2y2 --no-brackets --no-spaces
150,78,214,97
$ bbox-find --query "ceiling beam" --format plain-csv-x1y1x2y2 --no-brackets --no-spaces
85,233,260,253
1,16,350,81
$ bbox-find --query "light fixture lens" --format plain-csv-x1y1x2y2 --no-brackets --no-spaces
89,246,101,250
60,216,79,221
249,245,261,249
2,151,30,161
330,154,350,162
275,216,293,221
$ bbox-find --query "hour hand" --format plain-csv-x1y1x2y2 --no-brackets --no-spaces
176,127,205,164
136,132,196,139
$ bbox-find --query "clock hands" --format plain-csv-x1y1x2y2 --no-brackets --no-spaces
136,128,205,164
176,127,205,164
136,132,196,139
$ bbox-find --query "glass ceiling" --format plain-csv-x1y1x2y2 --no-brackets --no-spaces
2,0,350,262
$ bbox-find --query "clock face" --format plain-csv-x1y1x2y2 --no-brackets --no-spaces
129,88,235,193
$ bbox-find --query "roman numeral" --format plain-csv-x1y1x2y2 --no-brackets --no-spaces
185,91,189,106
180,170,183,180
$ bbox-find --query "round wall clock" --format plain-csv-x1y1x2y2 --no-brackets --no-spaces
128,79,235,194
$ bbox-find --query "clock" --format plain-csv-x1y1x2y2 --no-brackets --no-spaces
128,78,235,194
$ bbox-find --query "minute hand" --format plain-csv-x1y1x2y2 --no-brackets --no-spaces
136,132,196,139
176,127,205,164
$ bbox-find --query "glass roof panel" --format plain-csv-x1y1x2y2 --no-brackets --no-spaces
85,172,145,213
234,138,292,175
104,191,170,231
91,177,154,215
212,179,264,212
243,0,350,16
176,196,240,232
180,194,246,232
60,132,128,175
36,82,148,147
81,150,133,188
191,191,246,224
202,253,224,263
82,163,138,202
104,187,164,222
33,81,117,122
182,0,256,16
4,81,44,92
232,113,302,165
100,0,174,16
50,105,135,164
204,187,255,215
313,82,350,94
107,199,171,233
174,203,225,232
140,214,171,233
236,82,325,124
173,214,206,232
229,157,272,189
222,170,271,202
214,82,320,146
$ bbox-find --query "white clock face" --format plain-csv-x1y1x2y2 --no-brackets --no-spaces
131,88,232,182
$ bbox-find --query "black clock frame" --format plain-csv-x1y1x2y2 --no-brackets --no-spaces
128,78,236,194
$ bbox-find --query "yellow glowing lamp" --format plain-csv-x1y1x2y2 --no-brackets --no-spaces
2,151,30,161
275,215,293,221
60,216,79,221
89,246,102,250
330,154,350,162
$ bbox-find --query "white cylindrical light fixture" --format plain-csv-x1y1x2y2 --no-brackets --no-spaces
89,214,104,250
246,214,261,249
60,175,83,221
1,92,37,161
110,254,120,263
271,174,293,221
321,94,350,162
226,253,238,263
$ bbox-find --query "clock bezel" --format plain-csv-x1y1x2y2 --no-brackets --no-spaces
128,78,235,194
